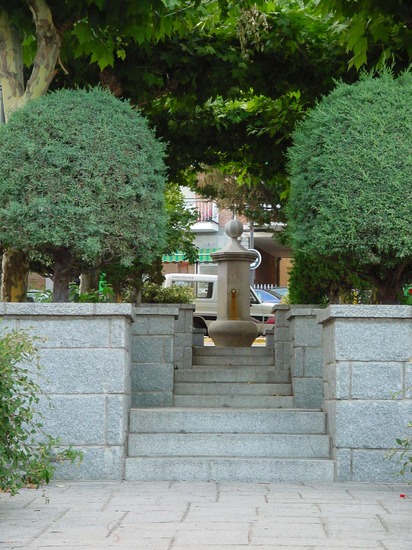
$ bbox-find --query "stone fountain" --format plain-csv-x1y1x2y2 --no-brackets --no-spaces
208,219,258,347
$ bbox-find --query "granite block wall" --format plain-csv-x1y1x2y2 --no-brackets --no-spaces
0,303,134,480
318,305,412,482
173,304,195,370
4,298,409,484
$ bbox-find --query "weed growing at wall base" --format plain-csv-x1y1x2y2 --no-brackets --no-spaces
0,329,82,496
388,385,412,484
388,423,412,484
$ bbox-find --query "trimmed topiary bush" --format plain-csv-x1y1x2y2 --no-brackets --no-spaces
0,87,167,302
287,70,412,304
288,251,372,305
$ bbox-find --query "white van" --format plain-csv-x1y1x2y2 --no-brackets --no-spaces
163,273,275,333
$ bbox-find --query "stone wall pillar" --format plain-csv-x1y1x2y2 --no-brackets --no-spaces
287,306,324,409
272,304,291,371
0,303,134,480
173,303,195,370
132,304,176,407
131,303,194,407
318,305,412,482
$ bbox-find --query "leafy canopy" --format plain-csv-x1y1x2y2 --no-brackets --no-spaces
313,0,412,70
125,0,351,222
287,70,412,303
2,0,354,225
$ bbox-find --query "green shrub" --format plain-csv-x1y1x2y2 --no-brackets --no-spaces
288,251,372,305
0,87,167,302
288,252,329,305
27,283,116,303
27,289,52,302
287,70,412,304
402,284,412,305
0,329,82,495
141,282,194,304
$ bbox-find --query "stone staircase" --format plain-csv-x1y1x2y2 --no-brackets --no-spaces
125,346,334,482
174,347,293,409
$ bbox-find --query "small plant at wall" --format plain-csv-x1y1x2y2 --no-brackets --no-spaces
388,422,412,484
0,329,82,496
141,282,194,304
388,385,412,484
402,284,412,305
68,282,115,303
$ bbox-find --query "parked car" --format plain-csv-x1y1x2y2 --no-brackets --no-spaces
255,287,288,302
163,273,274,334
254,288,281,304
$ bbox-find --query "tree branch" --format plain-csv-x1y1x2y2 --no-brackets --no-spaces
24,0,61,101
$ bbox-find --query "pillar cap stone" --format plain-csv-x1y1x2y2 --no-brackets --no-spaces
225,219,243,238
212,218,255,261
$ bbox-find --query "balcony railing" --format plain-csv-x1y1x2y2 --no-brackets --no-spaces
185,198,219,224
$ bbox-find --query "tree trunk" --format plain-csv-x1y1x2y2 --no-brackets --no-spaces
0,11,25,120
1,250,29,302
0,2,61,301
371,265,406,305
52,249,73,302
0,2,61,120
80,270,101,294
374,285,400,305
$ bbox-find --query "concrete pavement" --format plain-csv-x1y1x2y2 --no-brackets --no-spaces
1,481,411,549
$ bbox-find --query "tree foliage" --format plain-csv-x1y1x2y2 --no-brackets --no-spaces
0,0,207,300
163,183,198,263
287,70,412,304
5,0,408,302
134,0,351,221
314,0,412,70
0,87,167,301
102,183,197,302
2,0,410,224
288,251,371,305
1,0,353,226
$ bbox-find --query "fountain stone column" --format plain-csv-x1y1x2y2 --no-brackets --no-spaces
208,219,258,347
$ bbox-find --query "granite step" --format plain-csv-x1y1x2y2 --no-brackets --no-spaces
127,407,332,482
125,456,334,482
192,346,274,367
128,432,330,458
129,408,326,434
173,382,292,396
173,394,294,408
175,367,289,384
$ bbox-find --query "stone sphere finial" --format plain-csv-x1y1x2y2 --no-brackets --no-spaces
225,219,243,239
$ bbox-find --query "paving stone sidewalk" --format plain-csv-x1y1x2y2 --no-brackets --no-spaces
1,481,411,549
